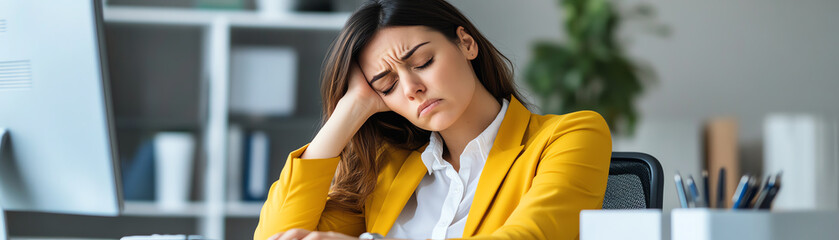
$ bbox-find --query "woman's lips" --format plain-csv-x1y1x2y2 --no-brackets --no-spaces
417,99,442,118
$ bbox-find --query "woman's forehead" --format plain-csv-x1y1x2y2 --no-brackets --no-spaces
360,26,441,64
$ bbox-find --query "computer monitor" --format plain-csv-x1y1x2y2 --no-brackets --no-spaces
0,0,122,239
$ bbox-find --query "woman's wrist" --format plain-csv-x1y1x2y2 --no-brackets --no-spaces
337,94,378,119
333,98,373,131
300,97,371,159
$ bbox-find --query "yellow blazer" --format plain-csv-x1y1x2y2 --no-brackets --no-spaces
254,97,612,240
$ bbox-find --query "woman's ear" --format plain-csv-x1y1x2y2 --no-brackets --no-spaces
456,26,478,60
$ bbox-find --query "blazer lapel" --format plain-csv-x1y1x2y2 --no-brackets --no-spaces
370,147,427,235
462,97,531,237
369,97,532,236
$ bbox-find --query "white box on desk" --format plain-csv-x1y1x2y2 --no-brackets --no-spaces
671,209,839,240
580,209,670,240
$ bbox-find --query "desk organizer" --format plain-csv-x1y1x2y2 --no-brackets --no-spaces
671,209,839,240
580,209,839,240
581,209,669,240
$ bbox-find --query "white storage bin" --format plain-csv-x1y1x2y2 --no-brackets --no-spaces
581,209,670,240
671,209,839,240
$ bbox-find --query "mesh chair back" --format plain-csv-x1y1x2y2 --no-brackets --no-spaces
602,152,664,209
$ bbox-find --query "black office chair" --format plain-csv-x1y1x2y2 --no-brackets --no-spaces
602,152,664,209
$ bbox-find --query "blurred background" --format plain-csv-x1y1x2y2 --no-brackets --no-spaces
6,0,838,239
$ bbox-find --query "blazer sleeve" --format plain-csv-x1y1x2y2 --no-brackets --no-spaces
460,110,612,240
253,144,366,240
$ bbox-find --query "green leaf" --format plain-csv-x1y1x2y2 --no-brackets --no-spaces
527,0,666,136
563,69,583,90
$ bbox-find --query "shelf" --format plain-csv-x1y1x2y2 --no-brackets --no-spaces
115,118,202,131
104,6,350,30
228,116,322,131
225,202,264,218
103,6,339,238
122,201,206,217
121,201,264,218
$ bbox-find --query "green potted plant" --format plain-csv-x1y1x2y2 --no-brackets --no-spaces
525,0,668,136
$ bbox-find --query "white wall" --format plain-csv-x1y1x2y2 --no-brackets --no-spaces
449,0,839,210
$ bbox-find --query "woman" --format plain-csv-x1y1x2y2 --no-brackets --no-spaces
254,0,611,239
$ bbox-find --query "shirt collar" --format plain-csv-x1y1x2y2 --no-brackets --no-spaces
420,99,510,175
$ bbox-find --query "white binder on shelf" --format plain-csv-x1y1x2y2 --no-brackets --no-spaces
226,125,244,202
243,130,270,201
763,114,839,210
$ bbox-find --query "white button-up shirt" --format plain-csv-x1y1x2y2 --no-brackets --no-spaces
386,99,509,240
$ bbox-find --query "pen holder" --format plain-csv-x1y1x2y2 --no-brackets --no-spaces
581,209,669,240
671,209,839,240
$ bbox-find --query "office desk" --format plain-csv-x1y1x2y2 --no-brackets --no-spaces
11,238,116,240
581,209,839,240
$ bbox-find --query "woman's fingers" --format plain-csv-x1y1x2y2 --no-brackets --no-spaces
269,230,358,240
300,231,326,240
267,228,358,240
346,62,390,115
275,228,312,240
301,231,357,240
346,62,371,97
267,232,282,240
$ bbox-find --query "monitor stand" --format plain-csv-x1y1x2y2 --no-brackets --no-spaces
1,127,7,240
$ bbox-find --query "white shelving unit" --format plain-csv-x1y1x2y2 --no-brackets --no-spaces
122,201,265,218
104,6,350,29
123,202,209,218
103,6,347,239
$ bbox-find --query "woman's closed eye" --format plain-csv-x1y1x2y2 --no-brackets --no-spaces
381,78,397,95
415,57,434,70
379,57,434,95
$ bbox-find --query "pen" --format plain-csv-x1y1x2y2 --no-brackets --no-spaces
717,168,727,208
731,175,751,209
702,170,710,208
674,172,689,208
741,175,759,208
758,172,783,209
752,175,772,209
687,175,702,208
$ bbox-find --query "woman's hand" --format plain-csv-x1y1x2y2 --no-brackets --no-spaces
266,229,358,240
340,62,389,118
300,63,388,159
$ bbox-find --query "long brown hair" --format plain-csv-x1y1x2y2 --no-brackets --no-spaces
320,0,528,215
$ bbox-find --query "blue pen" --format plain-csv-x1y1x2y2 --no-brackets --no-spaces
758,172,783,209
746,175,768,208
752,175,773,209
686,175,702,208
702,170,710,208
731,175,751,209
717,168,727,208
674,172,689,208
742,176,759,208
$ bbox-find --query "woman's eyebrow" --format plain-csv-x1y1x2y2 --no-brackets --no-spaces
399,41,430,61
370,41,431,84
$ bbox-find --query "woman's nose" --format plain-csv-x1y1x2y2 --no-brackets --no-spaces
400,73,426,100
